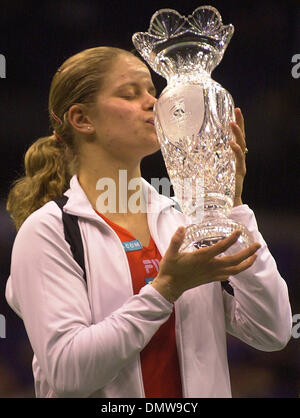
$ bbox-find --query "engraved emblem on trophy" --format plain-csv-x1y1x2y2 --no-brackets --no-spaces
133,6,254,252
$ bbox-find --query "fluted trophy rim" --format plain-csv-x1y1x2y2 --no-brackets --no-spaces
132,5,235,75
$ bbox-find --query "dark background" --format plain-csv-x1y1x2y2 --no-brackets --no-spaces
0,0,299,397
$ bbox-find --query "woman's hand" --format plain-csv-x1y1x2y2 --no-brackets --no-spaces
151,227,261,303
229,108,248,207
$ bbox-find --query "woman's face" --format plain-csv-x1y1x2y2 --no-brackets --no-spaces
91,54,159,163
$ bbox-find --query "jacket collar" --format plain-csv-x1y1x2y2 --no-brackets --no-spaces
62,175,175,223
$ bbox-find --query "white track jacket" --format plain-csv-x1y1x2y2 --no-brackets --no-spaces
5,175,292,398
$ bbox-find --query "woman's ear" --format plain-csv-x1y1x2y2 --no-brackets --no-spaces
68,104,95,135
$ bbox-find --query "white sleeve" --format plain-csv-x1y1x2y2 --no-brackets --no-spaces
222,205,292,351
6,207,173,398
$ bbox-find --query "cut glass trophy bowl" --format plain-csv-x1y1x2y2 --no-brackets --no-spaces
132,6,254,252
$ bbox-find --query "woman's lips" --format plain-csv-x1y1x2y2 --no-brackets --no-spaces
147,118,155,125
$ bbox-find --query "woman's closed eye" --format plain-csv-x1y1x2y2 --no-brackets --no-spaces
118,87,156,101
118,89,136,100
121,94,136,100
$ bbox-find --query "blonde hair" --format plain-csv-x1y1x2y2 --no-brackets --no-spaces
6,46,134,231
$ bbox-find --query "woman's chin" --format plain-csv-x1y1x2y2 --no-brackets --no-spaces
145,136,161,153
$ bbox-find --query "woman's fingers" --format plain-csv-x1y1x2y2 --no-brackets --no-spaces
203,230,242,258
229,141,246,176
230,140,245,159
230,108,247,155
202,232,261,276
230,122,246,151
165,226,186,258
222,253,258,276
218,242,261,267
235,107,245,137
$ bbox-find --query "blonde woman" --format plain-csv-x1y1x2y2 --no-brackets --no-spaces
5,47,292,398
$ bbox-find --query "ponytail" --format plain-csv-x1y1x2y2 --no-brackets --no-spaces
6,135,75,231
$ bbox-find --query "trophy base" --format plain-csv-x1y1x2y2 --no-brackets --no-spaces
179,217,254,253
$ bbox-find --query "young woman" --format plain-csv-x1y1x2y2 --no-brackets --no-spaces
5,47,292,398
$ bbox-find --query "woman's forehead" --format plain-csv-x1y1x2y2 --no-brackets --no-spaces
107,54,152,85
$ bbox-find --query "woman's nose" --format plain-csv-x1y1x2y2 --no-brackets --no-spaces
142,92,157,110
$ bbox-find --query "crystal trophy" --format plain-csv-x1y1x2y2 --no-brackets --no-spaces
132,6,254,252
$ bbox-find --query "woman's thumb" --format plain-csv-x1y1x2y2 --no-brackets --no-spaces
165,226,186,257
